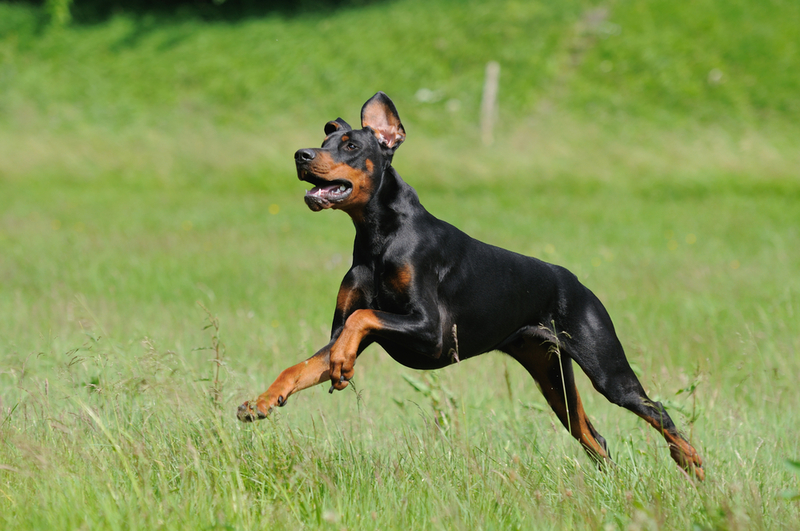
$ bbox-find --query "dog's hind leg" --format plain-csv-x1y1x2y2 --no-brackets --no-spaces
562,299,705,479
506,336,611,465
578,352,705,480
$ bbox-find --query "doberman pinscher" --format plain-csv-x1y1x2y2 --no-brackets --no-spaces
237,92,704,480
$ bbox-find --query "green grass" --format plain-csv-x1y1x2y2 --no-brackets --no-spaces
2,0,800,528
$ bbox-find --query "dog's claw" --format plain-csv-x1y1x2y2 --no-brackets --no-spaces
329,375,349,393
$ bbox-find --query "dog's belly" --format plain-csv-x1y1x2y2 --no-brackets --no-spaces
377,340,455,370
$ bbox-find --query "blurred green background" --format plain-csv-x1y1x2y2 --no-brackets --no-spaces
1,0,799,529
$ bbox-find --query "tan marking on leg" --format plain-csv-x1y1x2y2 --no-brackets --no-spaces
508,338,610,463
237,349,331,422
329,309,382,390
639,414,705,480
571,388,610,460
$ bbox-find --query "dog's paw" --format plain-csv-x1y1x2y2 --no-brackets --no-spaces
329,353,355,392
236,400,269,422
670,442,705,481
686,451,705,481
328,374,350,393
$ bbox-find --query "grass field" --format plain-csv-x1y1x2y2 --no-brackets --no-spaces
2,0,800,529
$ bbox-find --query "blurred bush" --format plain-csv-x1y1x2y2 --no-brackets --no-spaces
34,0,383,25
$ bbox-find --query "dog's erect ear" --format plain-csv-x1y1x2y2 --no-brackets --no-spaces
361,92,406,152
324,118,352,136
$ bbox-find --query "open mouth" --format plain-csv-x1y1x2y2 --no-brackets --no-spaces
299,169,353,211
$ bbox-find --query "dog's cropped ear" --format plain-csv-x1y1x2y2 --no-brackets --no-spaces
324,118,352,136
361,92,406,152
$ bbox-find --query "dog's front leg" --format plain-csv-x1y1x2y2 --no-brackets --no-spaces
328,309,383,391
328,307,443,391
237,347,332,422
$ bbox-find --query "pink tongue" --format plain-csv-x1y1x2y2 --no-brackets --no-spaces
308,184,340,199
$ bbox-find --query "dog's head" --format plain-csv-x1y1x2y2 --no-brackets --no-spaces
294,92,405,218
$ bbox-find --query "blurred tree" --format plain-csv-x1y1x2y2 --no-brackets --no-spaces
45,0,72,26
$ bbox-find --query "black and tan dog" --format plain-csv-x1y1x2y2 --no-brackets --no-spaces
237,92,704,480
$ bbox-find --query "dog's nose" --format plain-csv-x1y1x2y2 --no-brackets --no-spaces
295,149,316,164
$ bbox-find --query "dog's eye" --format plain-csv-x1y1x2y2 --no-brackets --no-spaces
344,142,358,151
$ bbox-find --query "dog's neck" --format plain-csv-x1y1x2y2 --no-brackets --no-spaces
351,166,422,259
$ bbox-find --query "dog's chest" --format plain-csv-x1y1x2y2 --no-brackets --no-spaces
369,260,412,310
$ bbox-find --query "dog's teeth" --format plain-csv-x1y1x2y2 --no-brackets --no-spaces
339,185,346,192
